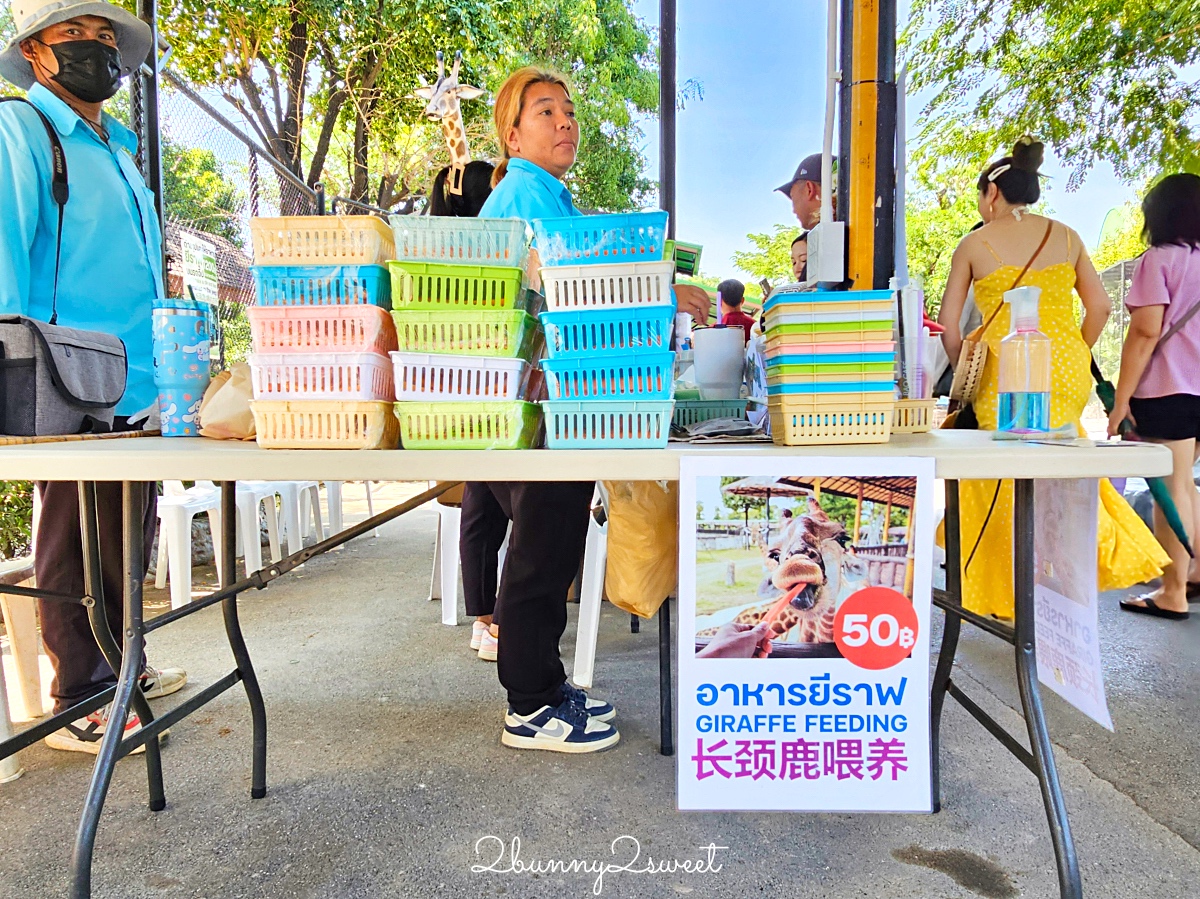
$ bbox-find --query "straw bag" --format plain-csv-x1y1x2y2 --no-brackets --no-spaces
949,220,1054,404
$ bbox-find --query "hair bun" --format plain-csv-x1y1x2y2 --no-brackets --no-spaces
1011,136,1044,173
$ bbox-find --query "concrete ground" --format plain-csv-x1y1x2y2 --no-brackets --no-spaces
1,483,1198,899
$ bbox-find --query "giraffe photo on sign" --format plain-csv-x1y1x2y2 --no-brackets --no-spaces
693,474,918,661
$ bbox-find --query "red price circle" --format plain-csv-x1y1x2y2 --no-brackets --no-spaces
834,587,919,670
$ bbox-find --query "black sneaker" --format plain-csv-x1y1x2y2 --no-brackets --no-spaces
561,683,616,723
502,700,620,753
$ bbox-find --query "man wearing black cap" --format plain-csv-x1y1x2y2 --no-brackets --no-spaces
776,152,827,230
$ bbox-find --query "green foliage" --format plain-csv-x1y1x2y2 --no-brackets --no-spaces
732,224,801,282
0,481,33,561
162,141,245,243
155,0,656,211
903,1,1200,188
1093,201,1146,271
904,164,980,314
217,300,253,366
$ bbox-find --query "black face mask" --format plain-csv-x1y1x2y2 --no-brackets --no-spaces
37,39,123,104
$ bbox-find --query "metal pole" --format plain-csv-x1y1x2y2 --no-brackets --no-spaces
660,0,677,239
136,0,164,231
837,0,853,228
873,0,898,289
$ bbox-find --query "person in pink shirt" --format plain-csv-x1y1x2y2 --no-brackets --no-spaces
1109,173,1200,620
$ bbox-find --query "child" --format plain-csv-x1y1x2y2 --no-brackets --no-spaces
718,278,756,343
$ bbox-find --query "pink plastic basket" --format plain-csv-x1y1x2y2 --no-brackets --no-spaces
249,352,394,401
247,305,398,355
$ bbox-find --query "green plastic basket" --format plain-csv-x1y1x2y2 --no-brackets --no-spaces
391,310,537,357
672,399,748,427
389,261,526,311
394,401,542,449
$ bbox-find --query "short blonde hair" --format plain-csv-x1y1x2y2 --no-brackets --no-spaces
490,66,573,188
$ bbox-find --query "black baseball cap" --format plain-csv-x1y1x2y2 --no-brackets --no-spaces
776,153,825,196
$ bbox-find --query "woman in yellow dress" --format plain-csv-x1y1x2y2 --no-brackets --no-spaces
938,138,1168,618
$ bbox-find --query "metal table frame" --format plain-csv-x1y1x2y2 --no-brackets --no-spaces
0,436,1169,898
0,478,672,898
931,479,1080,899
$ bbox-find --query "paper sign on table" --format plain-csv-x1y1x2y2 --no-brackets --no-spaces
677,457,936,812
1033,479,1113,730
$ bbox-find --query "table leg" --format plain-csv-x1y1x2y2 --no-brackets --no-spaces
221,482,267,799
78,482,165,813
929,479,962,813
658,599,674,756
70,482,148,899
1013,480,1081,899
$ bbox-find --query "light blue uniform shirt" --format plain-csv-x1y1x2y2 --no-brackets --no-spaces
478,157,579,227
0,83,163,416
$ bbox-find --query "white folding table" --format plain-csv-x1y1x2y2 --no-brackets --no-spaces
0,432,1170,899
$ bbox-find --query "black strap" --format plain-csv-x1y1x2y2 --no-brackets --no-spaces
0,98,68,325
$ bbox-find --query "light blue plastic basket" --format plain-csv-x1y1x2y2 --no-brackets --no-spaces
251,265,391,308
541,351,675,401
540,305,676,359
543,400,674,449
532,211,669,266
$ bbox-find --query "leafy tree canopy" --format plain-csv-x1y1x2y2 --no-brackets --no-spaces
903,1,1200,188
732,224,801,283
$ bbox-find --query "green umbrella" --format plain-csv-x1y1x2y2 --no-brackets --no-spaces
1091,358,1194,557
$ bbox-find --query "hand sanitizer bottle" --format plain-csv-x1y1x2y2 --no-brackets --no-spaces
997,285,1051,433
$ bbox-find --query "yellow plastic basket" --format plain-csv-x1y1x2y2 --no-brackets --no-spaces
768,394,894,446
251,400,400,449
892,398,936,434
250,216,396,266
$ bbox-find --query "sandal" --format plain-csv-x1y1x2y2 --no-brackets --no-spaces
1119,595,1190,621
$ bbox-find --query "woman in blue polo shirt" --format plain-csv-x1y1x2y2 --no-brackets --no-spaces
474,68,618,755
479,68,710,755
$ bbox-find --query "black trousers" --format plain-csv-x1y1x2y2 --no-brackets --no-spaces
35,480,157,715
459,482,509,620
485,481,594,715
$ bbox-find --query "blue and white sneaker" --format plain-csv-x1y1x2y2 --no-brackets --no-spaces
502,700,620,753
561,683,616,723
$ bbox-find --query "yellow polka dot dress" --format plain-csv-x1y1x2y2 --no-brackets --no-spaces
956,259,1168,618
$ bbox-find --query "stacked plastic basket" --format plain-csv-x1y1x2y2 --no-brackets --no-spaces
388,216,544,449
246,216,400,449
534,211,676,449
762,287,896,445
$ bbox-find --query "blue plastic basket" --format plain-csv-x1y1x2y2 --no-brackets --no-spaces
767,382,895,395
541,351,675,401
543,400,674,449
252,265,391,308
539,305,676,359
532,211,669,267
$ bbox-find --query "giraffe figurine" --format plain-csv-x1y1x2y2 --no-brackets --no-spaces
413,51,486,196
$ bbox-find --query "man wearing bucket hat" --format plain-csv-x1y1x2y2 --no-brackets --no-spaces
0,0,185,754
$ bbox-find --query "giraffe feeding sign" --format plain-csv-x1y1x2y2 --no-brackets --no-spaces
677,456,936,812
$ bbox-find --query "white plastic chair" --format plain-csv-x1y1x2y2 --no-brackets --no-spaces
428,497,463,626
155,481,226,610
192,481,283,577
268,481,322,555
323,482,377,539
572,503,609,689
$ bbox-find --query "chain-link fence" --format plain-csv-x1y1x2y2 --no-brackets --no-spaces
134,71,320,366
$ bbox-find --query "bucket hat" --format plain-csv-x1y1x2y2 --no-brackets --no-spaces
0,0,152,89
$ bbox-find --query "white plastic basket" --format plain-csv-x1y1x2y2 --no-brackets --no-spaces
539,261,675,311
389,216,530,269
249,352,394,401
389,352,530,401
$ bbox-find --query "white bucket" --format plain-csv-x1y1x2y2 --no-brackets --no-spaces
692,326,745,400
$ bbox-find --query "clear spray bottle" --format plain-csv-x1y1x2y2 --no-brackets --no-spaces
997,285,1051,433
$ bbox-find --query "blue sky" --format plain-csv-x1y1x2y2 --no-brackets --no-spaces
629,0,1137,282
